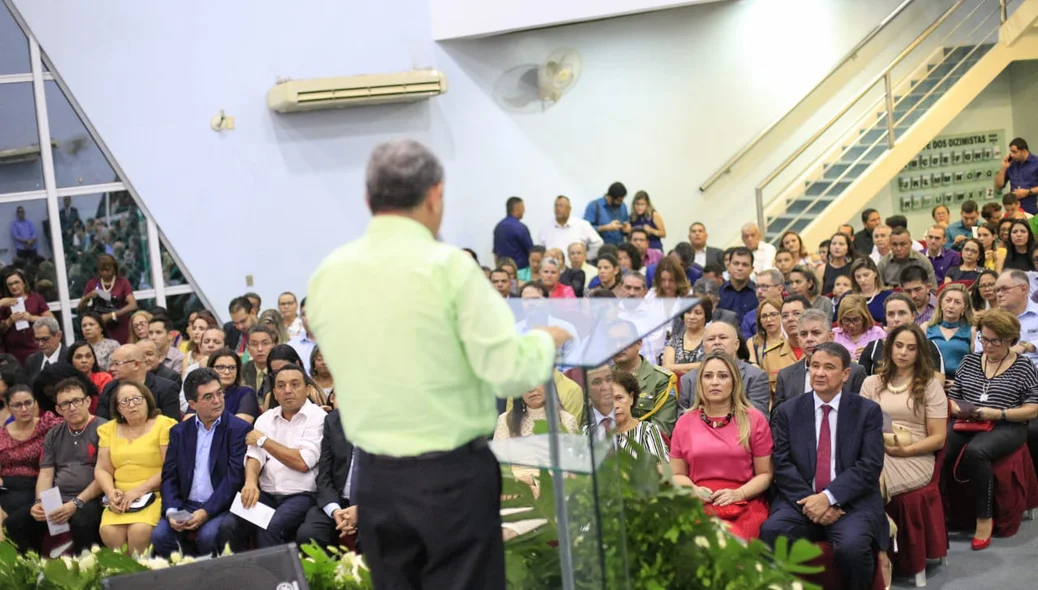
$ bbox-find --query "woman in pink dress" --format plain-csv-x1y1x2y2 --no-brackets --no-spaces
78,254,137,344
670,352,774,539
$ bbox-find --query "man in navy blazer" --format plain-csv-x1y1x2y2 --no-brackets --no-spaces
151,368,250,557
760,343,887,590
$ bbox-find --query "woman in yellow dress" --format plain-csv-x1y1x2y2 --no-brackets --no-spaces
94,381,177,555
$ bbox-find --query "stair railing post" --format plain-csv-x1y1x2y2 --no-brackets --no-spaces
884,72,897,149
756,187,766,238
1001,0,1008,23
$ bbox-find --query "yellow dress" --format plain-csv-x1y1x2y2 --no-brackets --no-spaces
98,415,177,527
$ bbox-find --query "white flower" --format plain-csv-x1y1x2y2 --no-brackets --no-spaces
91,545,101,554
169,552,182,565
144,557,169,570
792,582,804,590
61,556,74,570
180,556,196,565
715,531,727,549
755,562,763,573
78,554,97,571
694,535,710,549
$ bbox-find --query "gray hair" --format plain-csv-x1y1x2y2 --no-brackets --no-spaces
797,309,832,331
567,242,586,254
692,278,720,298
1004,269,1030,286
366,140,444,213
33,316,60,335
622,272,648,289
541,257,562,271
758,269,783,287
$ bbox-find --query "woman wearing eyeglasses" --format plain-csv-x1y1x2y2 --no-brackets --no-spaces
0,385,62,547
832,294,886,362
0,269,55,365
206,348,260,425
94,381,177,555
754,297,795,396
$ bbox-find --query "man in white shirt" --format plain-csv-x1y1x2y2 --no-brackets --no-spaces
289,297,318,373
538,196,603,258
278,292,305,341
220,363,326,550
741,223,776,277
869,225,892,264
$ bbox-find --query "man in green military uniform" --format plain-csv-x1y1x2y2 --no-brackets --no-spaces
609,321,677,435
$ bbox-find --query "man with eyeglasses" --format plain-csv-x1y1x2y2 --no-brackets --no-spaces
97,344,181,421
26,317,65,383
740,269,785,340
243,325,278,392
137,339,182,389
992,270,1038,366
6,379,105,553
151,368,250,557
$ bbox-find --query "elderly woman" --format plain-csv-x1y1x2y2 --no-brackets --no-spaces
613,371,668,462
787,265,833,322
849,257,892,324
0,385,63,551
94,381,178,555
943,309,1038,550
0,269,55,365
128,310,152,345
539,258,575,299
860,324,947,499
80,311,120,372
662,298,711,374
832,294,886,362
78,254,137,344
670,353,773,539
754,297,796,395
926,284,975,383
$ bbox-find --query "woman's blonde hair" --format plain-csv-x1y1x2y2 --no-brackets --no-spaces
928,283,974,328
128,310,153,344
631,191,656,222
692,352,753,450
836,293,872,327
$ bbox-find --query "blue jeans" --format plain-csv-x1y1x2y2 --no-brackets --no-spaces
151,502,230,557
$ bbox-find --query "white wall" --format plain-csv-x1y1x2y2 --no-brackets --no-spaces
11,0,938,310
430,0,724,40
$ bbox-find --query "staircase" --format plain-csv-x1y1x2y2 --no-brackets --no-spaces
765,42,995,241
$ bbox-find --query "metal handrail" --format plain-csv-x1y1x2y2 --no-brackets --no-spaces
753,0,975,233
698,0,920,192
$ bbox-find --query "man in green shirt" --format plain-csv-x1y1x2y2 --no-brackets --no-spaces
307,139,570,590
609,321,678,436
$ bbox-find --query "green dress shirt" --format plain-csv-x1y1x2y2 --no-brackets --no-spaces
307,215,557,457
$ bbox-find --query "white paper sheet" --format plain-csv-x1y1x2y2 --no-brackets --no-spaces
230,492,275,530
40,487,71,536
11,298,27,331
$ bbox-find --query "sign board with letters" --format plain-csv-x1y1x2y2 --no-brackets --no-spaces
891,129,1005,213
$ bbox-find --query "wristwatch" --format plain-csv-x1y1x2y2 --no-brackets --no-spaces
71,498,84,510
257,436,268,448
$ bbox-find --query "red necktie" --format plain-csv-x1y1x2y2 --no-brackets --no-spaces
815,404,832,493
599,417,613,440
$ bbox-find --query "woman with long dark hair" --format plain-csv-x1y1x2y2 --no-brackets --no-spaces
787,265,834,322
1002,219,1036,271
969,269,998,315
67,340,112,412
206,348,259,424
817,232,858,295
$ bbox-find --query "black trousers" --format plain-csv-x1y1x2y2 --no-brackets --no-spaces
357,440,504,590
5,499,103,554
296,502,344,549
944,420,1028,519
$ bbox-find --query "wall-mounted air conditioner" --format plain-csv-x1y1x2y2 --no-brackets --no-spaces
266,69,448,113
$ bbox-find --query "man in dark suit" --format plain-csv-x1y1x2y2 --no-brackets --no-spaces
96,344,181,421
296,408,356,549
761,343,887,590
151,368,250,557
25,317,66,383
679,321,769,415
773,309,866,415
687,222,725,268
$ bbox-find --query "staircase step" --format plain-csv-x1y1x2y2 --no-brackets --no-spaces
842,142,889,162
823,162,872,180
804,180,852,197
785,196,837,215
765,216,812,240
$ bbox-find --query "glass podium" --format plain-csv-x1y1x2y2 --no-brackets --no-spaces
493,297,697,590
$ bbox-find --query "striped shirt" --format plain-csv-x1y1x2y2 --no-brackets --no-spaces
616,420,669,463
947,353,1038,410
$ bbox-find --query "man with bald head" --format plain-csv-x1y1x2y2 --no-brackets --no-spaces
741,223,776,279
137,339,183,389
678,322,770,415
539,195,604,257
96,344,182,421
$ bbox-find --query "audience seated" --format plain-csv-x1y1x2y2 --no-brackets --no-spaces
220,363,326,550
539,257,576,299
671,352,773,539
943,309,1038,550
755,297,797,396
761,343,887,590
259,345,330,412
205,348,261,424
786,265,833,322
26,317,66,384
152,369,249,557
95,381,178,555
608,321,677,436
857,294,946,384
832,294,886,363
718,247,757,323
817,232,856,296
309,347,335,400
970,269,998,314
128,310,152,345
899,265,938,326
0,269,55,365
848,258,892,324
582,365,617,440
880,228,938,289
773,310,867,413
1003,219,1035,272
6,379,104,554
137,339,182,390
80,311,120,372
242,325,277,393
67,342,113,407
945,237,984,283
296,399,357,550
97,344,181,422
692,278,739,328
927,284,975,383
679,322,769,416
860,324,948,500
611,371,668,463
662,298,710,375
993,269,1038,366
740,269,784,339
288,297,318,374
504,370,584,427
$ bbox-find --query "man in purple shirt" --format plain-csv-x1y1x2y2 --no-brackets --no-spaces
10,206,36,260
996,137,1038,214
492,197,533,270
925,224,960,283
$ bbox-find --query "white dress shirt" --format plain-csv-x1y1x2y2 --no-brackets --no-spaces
43,347,62,367
538,218,604,259
812,391,840,506
693,248,708,268
752,242,777,277
247,400,327,495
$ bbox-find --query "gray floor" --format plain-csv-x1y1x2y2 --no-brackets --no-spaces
891,518,1038,589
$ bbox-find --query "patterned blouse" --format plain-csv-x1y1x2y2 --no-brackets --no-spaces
0,412,63,478
617,420,669,463
666,331,705,365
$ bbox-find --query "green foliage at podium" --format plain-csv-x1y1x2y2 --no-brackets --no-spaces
501,442,822,589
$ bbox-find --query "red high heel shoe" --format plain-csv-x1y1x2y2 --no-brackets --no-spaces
971,536,992,551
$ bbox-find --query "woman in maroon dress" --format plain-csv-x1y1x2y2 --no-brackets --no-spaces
0,269,55,365
78,254,136,344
